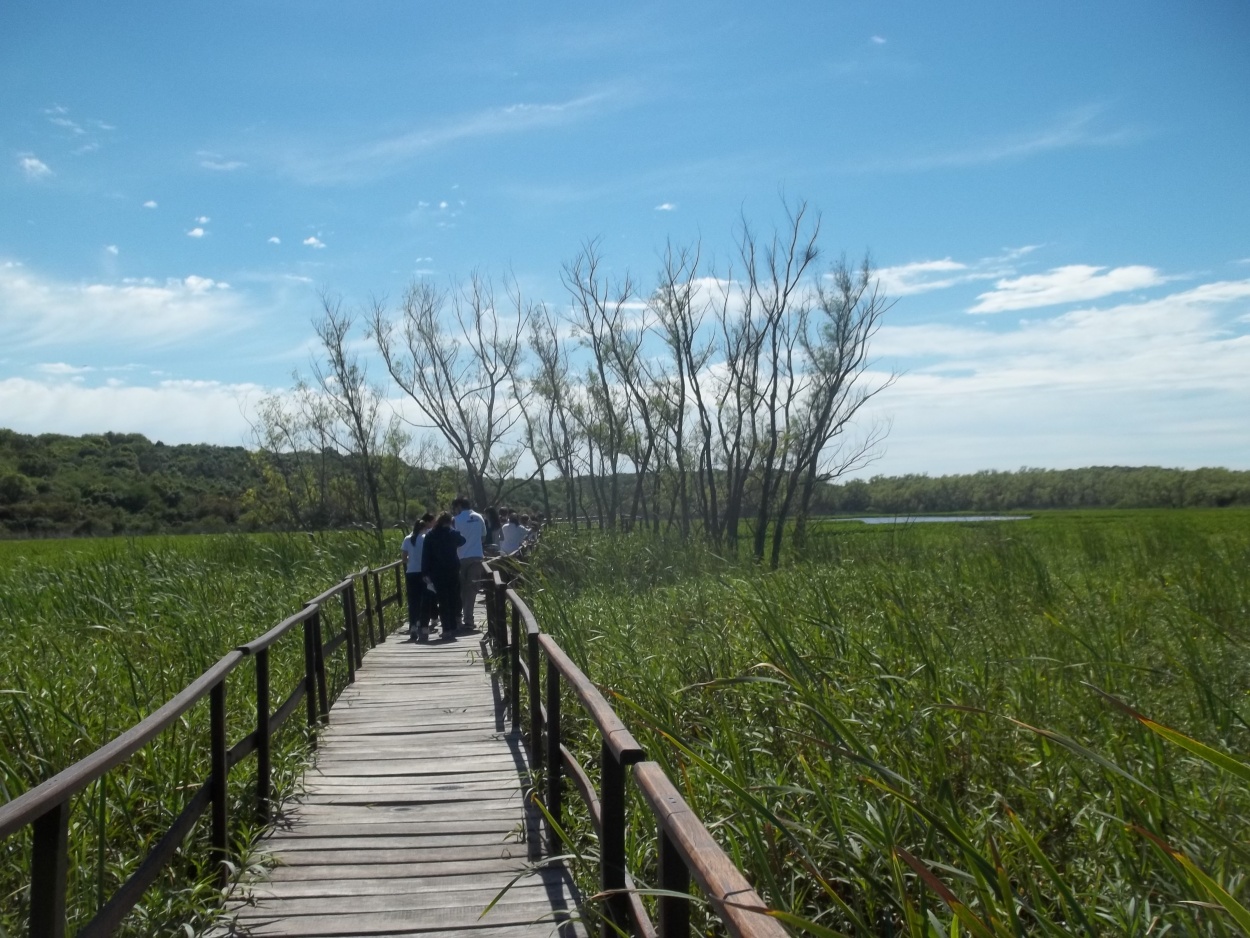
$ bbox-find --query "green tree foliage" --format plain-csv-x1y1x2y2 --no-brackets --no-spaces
0,429,260,536
817,465,1250,514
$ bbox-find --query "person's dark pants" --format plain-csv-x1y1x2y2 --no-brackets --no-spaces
432,574,459,635
405,572,423,630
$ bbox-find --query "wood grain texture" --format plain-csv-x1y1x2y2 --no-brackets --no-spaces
221,615,582,938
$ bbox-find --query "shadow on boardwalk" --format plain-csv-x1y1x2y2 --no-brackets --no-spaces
219,621,584,938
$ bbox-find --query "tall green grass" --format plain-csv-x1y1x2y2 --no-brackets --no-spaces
530,511,1250,936
0,532,390,936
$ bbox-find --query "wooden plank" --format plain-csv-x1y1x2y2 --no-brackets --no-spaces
245,871,571,899
233,916,585,938
234,883,578,917
263,857,529,882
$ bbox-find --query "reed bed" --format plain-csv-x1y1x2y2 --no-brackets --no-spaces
530,511,1250,936
0,532,389,937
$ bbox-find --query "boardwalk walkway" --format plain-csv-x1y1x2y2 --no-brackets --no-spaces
225,613,583,938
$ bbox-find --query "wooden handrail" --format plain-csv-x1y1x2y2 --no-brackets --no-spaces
0,559,405,938
483,559,782,938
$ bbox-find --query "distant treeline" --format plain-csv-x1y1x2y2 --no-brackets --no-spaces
816,466,1250,514
1,428,1245,537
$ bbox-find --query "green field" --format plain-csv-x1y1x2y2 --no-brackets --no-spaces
529,510,1250,936
0,532,392,936
3,513,1248,936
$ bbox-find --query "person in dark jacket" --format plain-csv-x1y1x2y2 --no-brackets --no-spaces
421,511,465,640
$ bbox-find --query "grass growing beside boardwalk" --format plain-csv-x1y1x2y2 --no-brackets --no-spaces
0,532,391,937
530,511,1250,936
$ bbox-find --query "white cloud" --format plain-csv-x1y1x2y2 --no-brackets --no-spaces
19,155,52,180
195,216,211,224
0,260,245,349
654,202,676,211
105,245,118,255
0,376,265,446
268,236,281,244
303,236,326,249
143,200,158,209
969,264,1166,313
858,278,1250,475
48,116,85,135
187,227,205,238
871,35,887,44
36,362,94,376
201,159,245,171
874,246,1038,296
878,278,1250,392
439,200,449,209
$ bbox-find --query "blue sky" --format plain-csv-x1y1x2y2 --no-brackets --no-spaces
2,2,1248,476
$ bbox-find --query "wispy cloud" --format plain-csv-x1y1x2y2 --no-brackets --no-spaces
198,150,245,171
303,236,326,249
654,202,676,211
36,362,95,376
19,155,52,180
105,245,119,256
859,105,1137,173
0,260,245,350
875,246,1038,296
268,236,281,245
871,35,887,44
280,90,618,184
970,264,1166,313
143,200,158,209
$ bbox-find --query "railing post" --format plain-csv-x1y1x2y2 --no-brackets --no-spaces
312,608,330,723
373,570,386,641
492,578,506,657
658,828,691,938
210,678,229,890
340,590,356,685
302,615,319,740
360,574,376,649
528,629,542,774
545,658,562,858
484,574,497,649
347,582,364,668
509,605,521,731
29,799,69,938
601,741,630,938
255,647,271,824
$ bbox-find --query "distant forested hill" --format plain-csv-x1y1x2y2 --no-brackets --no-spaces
817,466,1250,514
1,427,1246,537
0,429,264,536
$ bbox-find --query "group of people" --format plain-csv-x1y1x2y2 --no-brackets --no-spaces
399,498,536,641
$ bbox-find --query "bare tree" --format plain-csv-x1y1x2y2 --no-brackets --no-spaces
371,274,530,509
561,240,638,528
310,293,387,545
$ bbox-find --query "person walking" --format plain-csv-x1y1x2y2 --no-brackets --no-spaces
421,512,465,640
499,510,527,556
452,496,487,631
400,514,434,640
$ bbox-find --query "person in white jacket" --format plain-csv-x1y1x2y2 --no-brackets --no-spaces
452,496,487,631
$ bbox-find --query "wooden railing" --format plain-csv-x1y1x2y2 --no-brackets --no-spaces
0,560,405,938
481,560,787,938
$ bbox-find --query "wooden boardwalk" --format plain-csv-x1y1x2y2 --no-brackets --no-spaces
224,616,584,938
